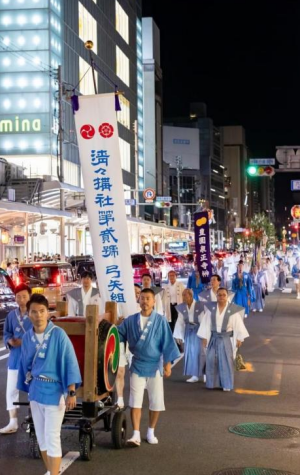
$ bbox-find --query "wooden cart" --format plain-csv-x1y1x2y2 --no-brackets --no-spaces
24,301,126,461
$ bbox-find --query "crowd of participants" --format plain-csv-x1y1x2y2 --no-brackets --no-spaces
0,249,299,474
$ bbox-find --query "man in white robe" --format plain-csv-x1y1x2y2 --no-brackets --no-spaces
198,287,249,391
199,274,234,303
66,271,101,316
215,259,229,289
162,270,185,332
174,289,205,383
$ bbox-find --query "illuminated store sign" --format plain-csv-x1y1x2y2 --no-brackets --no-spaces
0,117,41,133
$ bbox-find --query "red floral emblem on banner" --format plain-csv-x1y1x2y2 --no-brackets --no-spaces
80,124,95,139
99,123,114,138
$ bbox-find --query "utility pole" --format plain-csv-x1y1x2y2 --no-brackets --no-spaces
175,155,183,226
58,65,65,261
133,120,140,218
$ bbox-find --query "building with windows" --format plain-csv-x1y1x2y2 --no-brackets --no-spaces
142,17,164,221
165,103,225,247
0,0,142,193
221,125,249,242
163,125,201,228
0,0,143,260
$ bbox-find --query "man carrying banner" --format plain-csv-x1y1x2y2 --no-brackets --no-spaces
197,288,249,391
173,288,205,383
117,288,180,446
115,284,141,409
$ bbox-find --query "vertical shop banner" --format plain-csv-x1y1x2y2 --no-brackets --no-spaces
74,93,136,317
194,211,212,284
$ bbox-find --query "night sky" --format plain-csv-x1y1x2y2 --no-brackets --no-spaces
142,0,300,220
142,0,300,156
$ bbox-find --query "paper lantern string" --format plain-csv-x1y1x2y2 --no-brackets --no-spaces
71,61,122,113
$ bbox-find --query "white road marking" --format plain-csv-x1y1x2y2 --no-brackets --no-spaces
0,346,6,352
171,354,184,368
43,451,79,475
271,359,283,393
0,353,8,361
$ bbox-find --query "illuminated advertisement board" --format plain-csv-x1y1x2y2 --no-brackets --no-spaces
0,0,62,156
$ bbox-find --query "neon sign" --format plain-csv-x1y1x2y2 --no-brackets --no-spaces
0,116,41,133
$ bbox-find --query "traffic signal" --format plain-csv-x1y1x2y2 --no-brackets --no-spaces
246,165,275,177
155,201,172,208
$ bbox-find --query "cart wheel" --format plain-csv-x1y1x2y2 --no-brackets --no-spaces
79,433,92,461
29,431,40,459
111,411,127,449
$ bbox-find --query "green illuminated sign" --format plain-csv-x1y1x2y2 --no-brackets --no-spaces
0,116,41,133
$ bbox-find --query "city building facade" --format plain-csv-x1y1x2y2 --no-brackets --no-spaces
165,103,225,248
221,125,249,243
0,0,143,261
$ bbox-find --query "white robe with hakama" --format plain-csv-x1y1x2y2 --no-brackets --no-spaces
198,302,249,389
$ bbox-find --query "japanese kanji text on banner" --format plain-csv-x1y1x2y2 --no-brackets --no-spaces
194,211,212,284
74,93,136,316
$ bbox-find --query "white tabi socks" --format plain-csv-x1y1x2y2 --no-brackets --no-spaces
0,417,18,434
147,427,158,444
116,397,124,409
127,430,141,447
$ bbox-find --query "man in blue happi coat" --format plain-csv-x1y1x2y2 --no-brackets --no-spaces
117,288,180,447
232,260,255,318
17,294,82,475
173,288,205,383
0,284,32,434
198,287,249,391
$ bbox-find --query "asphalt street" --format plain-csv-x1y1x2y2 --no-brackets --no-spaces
1,286,300,475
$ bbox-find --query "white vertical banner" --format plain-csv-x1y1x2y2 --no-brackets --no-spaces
74,93,136,317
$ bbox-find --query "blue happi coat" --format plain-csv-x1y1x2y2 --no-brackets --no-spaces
117,311,180,377
187,271,204,301
17,321,82,405
232,272,254,314
4,309,33,370
176,302,205,377
205,302,243,390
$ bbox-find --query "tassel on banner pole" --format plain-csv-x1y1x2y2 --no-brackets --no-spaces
115,85,121,111
70,39,122,113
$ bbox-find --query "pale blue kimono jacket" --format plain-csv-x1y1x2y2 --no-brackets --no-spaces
117,311,180,377
175,302,205,377
17,321,82,405
4,309,33,370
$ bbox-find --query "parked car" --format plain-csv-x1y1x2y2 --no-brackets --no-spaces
68,255,93,268
165,254,185,276
182,253,195,274
76,261,97,280
131,254,162,286
153,256,173,282
0,268,18,338
19,262,80,309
